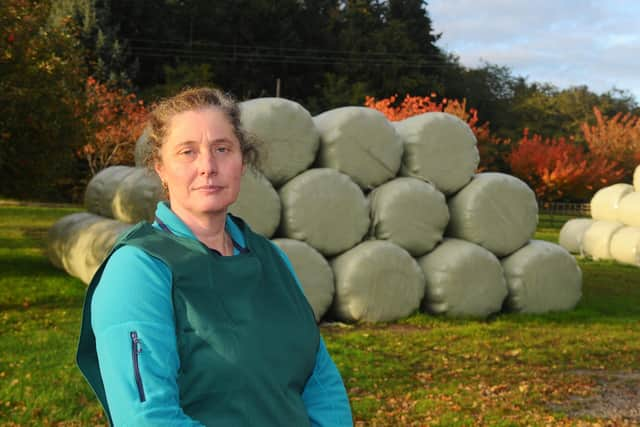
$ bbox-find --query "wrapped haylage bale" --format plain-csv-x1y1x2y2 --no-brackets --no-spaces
368,177,449,256
581,220,624,260
394,112,479,195
278,168,370,256
417,238,507,318
501,240,582,313
610,226,640,266
112,167,165,224
239,98,320,187
330,240,425,323
616,192,640,227
47,212,100,269
446,172,538,257
558,218,594,254
62,216,132,284
634,165,640,192
313,107,402,190
590,183,634,222
85,166,136,218
271,238,334,321
134,125,152,167
229,169,281,238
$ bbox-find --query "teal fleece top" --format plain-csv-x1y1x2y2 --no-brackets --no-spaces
90,202,353,426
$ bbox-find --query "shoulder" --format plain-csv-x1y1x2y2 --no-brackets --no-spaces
91,245,173,331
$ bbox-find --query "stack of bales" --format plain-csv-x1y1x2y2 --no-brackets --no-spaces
560,167,640,267
49,97,582,323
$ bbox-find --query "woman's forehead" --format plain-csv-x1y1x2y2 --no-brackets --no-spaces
166,107,236,142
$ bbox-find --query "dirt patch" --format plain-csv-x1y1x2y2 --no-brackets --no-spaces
553,370,640,424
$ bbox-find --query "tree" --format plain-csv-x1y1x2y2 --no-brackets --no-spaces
508,130,624,202
79,77,148,177
582,106,640,179
0,0,87,200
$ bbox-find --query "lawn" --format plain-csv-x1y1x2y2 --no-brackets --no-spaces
1,204,639,426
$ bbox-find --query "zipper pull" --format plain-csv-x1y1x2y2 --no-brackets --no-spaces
130,331,142,353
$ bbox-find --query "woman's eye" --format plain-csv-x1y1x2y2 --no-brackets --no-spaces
216,147,229,153
179,149,193,155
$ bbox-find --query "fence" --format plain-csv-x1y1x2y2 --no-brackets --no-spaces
537,201,591,229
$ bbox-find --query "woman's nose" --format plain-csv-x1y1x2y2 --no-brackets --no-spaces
198,148,218,175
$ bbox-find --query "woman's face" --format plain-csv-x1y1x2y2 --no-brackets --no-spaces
155,107,245,220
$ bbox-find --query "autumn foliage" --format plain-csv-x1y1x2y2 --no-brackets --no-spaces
507,130,624,202
582,106,640,177
79,77,148,176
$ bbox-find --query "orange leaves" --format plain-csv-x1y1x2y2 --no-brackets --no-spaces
508,131,624,202
78,77,148,176
582,106,640,176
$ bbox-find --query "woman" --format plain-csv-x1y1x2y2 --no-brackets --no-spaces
77,88,353,426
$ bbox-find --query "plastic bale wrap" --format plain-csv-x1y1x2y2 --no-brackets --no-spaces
229,169,281,238
278,168,370,256
62,216,132,284
394,112,479,195
610,226,640,266
239,98,320,187
368,177,449,256
112,167,165,224
616,191,640,227
47,212,100,270
634,165,640,191
501,240,582,313
313,107,402,190
84,166,136,218
446,172,538,257
416,238,507,318
558,218,594,254
581,220,625,260
271,238,334,321
134,125,152,167
590,183,634,222
330,240,425,323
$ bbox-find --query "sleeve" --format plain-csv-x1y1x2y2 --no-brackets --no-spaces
91,245,204,427
271,243,354,426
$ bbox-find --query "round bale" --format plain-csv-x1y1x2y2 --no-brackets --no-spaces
590,183,634,222
394,112,479,195
313,106,403,190
446,172,538,257
239,98,319,187
330,240,425,323
271,238,334,321
417,238,507,318
278,168,370,256
610,226,640,266
84,166,136,218
616,191,640,227
112,167,165,224
47,212,100,269
63,216,132,284
581,220,625,260
368,177,449,256
134,125,152,167
558,218,594,254
501,240,582,313
634,165,640,191
229,169,281,237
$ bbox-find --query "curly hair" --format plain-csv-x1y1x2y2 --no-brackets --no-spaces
144,87,260,172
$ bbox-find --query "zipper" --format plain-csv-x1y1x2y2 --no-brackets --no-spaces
130,331,146,402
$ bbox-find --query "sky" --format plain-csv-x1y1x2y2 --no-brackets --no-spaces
428,0,640,103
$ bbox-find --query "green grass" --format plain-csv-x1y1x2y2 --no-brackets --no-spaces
1,205,639,426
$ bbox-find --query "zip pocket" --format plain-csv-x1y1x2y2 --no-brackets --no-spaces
130,331,146,402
